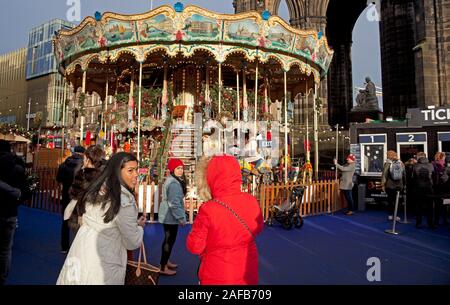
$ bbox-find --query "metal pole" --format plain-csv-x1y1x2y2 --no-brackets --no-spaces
284,70,288,183
385,191,400,235
137,62,143,161
399,192,410,224
27,98,31,131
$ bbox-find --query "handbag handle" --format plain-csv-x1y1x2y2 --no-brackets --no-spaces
137,242,148,270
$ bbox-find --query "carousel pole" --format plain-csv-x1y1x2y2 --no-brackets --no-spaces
205,63,210,119
236,69,240,121
218,62,222,114
313,82,319,181
61,81,67,159
264,76,268,114
80,70,87,147
162,61,168,120
254,60,259,135
284,70,288,183
305,82,310,163
243,67,248,122
137,61,143,161
236,69,241,149
101,76,109,139
335,124,339,180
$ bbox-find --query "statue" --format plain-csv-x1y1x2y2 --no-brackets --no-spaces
353,77,379,111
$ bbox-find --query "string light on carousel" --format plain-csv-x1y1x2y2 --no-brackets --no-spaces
53,2,333,185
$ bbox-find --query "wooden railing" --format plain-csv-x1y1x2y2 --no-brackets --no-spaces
28,167,344,225
28,168,62,213
258,180,343,221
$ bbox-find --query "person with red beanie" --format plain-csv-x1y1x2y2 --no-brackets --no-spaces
334,154,357,215
187,155,264,285
158,158,187,275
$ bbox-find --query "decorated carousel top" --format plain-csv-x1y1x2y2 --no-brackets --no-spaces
54,3,333,83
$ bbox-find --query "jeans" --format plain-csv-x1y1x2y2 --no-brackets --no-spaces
0,216,17,285
342,190,355,212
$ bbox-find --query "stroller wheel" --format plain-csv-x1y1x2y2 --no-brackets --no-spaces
282,219,293,230
294,216,304,228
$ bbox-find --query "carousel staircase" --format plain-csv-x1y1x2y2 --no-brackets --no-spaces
168,123,198,187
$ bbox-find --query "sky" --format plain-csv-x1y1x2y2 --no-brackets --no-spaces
0,0,382,105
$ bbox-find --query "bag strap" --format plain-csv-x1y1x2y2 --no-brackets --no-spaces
137,242,148,269
212,198,255,241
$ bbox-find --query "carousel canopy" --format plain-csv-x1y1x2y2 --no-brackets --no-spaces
54,4,333,84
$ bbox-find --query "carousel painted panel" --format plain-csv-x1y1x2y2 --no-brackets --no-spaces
57,35,79,61
265,23,294,52
316,43,331,72
224,19,260,46
77,24,105,52
183,14,221,42
137,13,175,42
102,19,137,47
293,34,317,61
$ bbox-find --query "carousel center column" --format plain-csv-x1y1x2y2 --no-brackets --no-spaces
80,69,87,147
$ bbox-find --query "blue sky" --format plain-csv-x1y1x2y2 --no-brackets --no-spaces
0,0,382,105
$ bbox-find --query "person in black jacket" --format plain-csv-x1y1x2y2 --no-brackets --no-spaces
0,140,27,285
65,145,105,232
412,152,435,229
56,146,84,253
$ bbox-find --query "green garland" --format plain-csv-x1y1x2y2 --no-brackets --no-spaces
78,93,86,116
0,123,34,139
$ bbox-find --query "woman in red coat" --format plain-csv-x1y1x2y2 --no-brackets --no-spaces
187,155,264,285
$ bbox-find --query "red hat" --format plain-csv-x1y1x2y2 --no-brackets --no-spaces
346,154,356,162
167,158,184,172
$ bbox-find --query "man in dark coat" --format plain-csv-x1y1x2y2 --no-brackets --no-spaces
0,140,27,285
412,152,435,229
56,146,84,253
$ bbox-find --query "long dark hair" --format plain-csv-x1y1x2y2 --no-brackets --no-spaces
171,172,187,196
77,152,138,223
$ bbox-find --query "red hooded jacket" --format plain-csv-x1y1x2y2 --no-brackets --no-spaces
186,156,264,285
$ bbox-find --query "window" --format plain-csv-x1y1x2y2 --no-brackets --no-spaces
359,134,387,176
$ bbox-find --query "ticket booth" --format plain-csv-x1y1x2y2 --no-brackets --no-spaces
438,132,450,152
396,132,427,162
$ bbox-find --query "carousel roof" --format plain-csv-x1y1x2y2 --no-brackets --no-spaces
54,4,333,81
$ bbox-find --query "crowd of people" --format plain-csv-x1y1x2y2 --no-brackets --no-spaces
336,150,450,229
52,146,263,285
2,136,449,285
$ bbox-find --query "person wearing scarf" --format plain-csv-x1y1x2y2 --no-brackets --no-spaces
158,158,187,275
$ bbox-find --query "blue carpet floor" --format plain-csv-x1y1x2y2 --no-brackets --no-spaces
6,206,450,285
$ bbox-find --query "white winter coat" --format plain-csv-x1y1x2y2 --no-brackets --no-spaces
56,186,143,285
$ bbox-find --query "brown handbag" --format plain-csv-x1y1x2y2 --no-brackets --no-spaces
125,242,159,285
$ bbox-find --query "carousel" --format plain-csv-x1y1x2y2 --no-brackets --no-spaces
53,3,333,190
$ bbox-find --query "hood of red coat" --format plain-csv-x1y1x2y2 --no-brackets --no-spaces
206,155,242,198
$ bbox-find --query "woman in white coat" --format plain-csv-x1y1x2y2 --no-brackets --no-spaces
57,152,146,285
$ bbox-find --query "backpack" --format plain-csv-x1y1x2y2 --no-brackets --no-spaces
389,160,403,181
436,166,449,185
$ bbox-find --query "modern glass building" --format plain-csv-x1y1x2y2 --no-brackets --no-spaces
25,19,76,127
0,48,28,126
26,19,74,80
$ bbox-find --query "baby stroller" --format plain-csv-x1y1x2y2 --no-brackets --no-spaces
267,186,305,229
